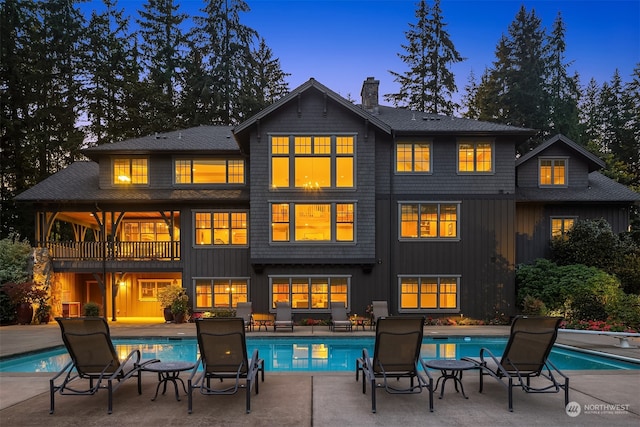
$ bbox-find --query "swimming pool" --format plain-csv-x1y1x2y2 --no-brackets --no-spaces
1,336,638,373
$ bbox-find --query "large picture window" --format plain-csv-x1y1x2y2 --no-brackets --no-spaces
399,276,459,312
194,278,248,310
396,142,431,173
270,276,349,310
399,202,459,240
270,202,355,243
175,159,244,184
539,158,567,186
113,158,148,184
270,135,354,189
194,211,248,246
458,140,493,173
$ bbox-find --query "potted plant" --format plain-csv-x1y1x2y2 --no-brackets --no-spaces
2,282,47,325
35,302,52,324
158,285,183,322
170,291,190,324
83,301,101,317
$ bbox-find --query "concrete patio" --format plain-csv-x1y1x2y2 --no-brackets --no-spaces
1,320,639,426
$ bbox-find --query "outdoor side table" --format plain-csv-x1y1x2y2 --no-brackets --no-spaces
423,359,477,399
350,316,368,331
143,361,195,401
252,313,273,331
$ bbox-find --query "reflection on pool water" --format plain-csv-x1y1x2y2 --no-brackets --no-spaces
1,336,639,373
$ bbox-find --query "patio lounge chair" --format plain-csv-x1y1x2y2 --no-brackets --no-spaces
329,301,352,332
371,300,389,326
235,302,253,331
462,316,569,411
188,317,265,414
273,301,294,331
50,317,158,414
358,316,434,413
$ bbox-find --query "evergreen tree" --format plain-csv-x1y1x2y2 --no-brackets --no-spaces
247,37,289,112
546,12,580,141
178,39,214,127
84,0,142,145
191,0,257,125
385,0,463,114
136,0,187,133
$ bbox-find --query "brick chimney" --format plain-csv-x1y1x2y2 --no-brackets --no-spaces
361,77,379,114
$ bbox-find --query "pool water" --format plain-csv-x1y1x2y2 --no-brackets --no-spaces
1,336,638,373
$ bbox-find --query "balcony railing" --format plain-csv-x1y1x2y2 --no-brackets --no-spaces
39,241,181,261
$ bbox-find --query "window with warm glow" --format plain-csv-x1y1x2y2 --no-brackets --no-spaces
539,159,567,186
195,278,248,310
458,140,493,173
271,203,354,243
113,158,148,184
270,276,350,310
270,135,354,189
399,276,459,311
194,211,247,246
551,217,575,239
399,202,459,239
138,280,172,302
396,142,431,172
175,159,245,184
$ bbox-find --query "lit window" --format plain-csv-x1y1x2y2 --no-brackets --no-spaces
551,217,575,239
399,276,459,311
270,135,355,189
539,159,567,186
396,142,431,172
270,276,350,310
194,211,247,246
400,202,459,239
195,278,248,310
114,158,148,184
458,140,493,173
175,159,244,184
271,203,355,243
138,280,172,301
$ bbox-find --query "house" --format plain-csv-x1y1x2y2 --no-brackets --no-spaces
15,77,640,321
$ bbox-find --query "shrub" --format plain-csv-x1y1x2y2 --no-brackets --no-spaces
521,295,547,315
83,302,101,317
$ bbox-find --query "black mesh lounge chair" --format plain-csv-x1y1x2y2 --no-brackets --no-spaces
462,316,569,411
329,302,352,331
50,317,158,414
371,300,389,326
273,301,294,331
235,302,253,331
188,318,264,414
359,316,434,413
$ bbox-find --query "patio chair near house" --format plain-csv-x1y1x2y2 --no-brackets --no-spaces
50,317,158,414
188,317,265,414
462,316,569,411
371,300,389,326
358,316,433,413
235,302,253,331
273,301,294,332
329,301,352,332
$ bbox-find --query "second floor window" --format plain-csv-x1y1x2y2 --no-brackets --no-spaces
399,202,459,240
458,140,493,173
270,135,354,189
175,159,244,184
194,211,248,246
113,158,148,184
396,142,431,173
539,159,567,186
271,202,354,243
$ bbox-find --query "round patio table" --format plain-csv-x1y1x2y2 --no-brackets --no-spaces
143,361,195,401
423,359,477,399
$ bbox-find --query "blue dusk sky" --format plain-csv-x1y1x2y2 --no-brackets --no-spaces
94,0,639,106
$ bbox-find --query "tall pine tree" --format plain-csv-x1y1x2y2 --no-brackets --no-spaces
385,0,463,114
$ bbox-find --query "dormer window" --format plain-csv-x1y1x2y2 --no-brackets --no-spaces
113,158,148,185
539,158,567,187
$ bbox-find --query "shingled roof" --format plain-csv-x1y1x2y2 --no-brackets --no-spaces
82,126,240,161
516,171,640,203
14,162,248,203
516,134,605,171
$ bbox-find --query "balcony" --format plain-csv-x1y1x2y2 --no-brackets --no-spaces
39,241,181,261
